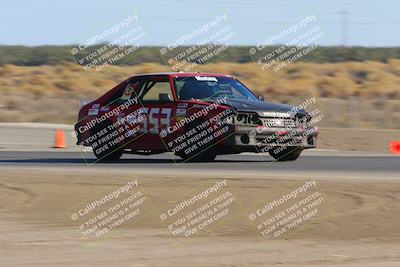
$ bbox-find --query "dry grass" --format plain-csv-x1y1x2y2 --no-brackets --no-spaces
1,60,400,99
0,61,400,125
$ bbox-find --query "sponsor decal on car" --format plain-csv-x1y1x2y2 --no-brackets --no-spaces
193,104,209,109
176,108,187,115
177,103,188,108
195,76,218,82
262,112,292,118
175,108,187,122
88,108,99,116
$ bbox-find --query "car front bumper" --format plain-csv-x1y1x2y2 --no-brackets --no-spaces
221,124,319,152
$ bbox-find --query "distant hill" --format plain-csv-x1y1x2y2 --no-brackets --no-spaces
0,45,400,66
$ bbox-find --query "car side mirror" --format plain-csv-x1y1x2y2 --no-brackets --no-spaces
159,93,172,102
258,95,265,101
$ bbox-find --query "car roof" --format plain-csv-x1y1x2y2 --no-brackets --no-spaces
130,72,233,79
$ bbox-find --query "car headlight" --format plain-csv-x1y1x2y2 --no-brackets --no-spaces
225,115,234,124
235,112,260,125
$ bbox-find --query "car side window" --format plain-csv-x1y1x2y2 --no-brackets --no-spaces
108,80,142,105
141,80,173,102
120,82,139,101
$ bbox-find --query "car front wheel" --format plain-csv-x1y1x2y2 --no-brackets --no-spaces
269,147,303,161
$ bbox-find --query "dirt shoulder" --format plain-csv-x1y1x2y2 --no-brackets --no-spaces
319,127,400,153
0,168,399,266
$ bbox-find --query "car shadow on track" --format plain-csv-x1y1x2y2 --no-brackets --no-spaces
0,156,273,165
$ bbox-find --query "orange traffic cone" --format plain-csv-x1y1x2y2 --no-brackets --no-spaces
54,129,66,148
389,141,400,154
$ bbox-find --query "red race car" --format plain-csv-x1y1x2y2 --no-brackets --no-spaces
74,72,318,162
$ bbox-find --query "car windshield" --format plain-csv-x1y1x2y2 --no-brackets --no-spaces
174,76,258,101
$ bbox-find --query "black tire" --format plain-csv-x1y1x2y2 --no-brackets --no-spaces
177,119,217,162
91,120,123,161
179,151,217,162
93,147,123,161
269,147,303,161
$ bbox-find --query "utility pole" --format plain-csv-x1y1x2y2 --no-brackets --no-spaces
340,10,355,126
339,10,349,47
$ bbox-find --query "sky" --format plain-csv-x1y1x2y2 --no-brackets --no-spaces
0,0,398,47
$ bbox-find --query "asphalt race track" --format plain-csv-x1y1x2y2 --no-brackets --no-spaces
0,151,398,179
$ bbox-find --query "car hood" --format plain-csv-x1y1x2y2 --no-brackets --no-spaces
218,99,307,117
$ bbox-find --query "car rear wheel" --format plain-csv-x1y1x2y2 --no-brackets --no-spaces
93,147,123,161
269,147,303,161
179,151,217,162
91,120,124,161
